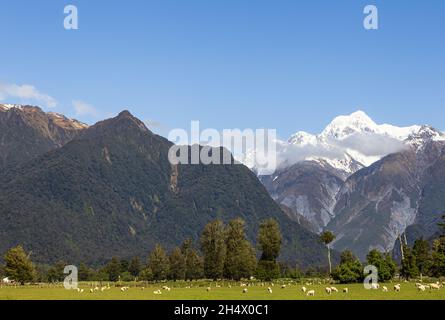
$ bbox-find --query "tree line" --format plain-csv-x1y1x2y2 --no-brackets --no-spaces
328,215,445,283
3,215,445,285
0,218,284,284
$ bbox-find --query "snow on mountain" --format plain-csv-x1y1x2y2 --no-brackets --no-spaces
405,125,445,150
0,104,24,111
272,110,433,176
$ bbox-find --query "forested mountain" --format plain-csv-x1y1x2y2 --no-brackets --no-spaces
0,109,328,268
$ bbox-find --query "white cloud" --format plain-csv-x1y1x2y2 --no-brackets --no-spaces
72,100,99,117
0,83,57,108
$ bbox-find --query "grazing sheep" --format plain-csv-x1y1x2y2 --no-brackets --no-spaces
153,290,162,295
90,289,94,293
301,287,307,293
370,283,380,290
281,285,286,289
325,287,332,294
307,290,315,296
343,288,349,293
382,286,388,292
394,284,401,292
206,287,211,292
430,283,440,290
267,287,273,294
243,288,248,294
228,285,232,289
331,287,339,293
418,285,426,292
94,286,99,291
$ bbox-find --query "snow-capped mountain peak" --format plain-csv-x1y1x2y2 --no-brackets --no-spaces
277,110,442,176
406,125,445,150
321,110,377,140
0,104,24,111
287,131,317,146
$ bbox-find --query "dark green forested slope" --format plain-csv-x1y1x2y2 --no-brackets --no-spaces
0,111,328,268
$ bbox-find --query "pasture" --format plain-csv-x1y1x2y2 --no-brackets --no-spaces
1,281,445,300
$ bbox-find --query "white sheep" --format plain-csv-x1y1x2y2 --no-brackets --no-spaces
301,286,307,293
343,288,349,293
382,286,388,292
430,283,440,290
418,285,426,292
153,290,162,295
281,285,286,289
370,283,380,290
206,287,211,292
331,287,339,293
267,287,273,294
243,288,248,293
394,284,401,292
307,290,315,296
325,287,332,294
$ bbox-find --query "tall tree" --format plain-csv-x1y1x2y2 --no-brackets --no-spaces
148,244,170,281
412,238,431,278
224,218,257,280
200,220,227,280
181,239,204,280
3,245,36,285
128,256,141,278
78,262,92,281
256,219,282,281
431,238,445,277
104,257,122,282
258,219,282,261
400,245,419,280
320,231,336,275
169,247,186,281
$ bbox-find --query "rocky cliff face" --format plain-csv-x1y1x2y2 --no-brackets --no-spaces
0,104,87,169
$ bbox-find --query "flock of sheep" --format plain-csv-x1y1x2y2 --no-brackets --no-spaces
74,280,444,297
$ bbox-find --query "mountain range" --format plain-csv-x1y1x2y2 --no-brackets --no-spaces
258,111,445,259
3,104,444,264
0,104,328,268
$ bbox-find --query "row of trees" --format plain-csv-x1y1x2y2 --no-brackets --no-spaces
1,218,283,284
4,215,445,285
330,215,445,283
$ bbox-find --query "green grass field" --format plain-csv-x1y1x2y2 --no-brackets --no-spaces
1,281,444,300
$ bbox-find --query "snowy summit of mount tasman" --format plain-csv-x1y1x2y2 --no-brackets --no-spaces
255,110,445,176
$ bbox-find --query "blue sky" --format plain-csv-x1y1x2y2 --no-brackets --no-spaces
0,0,444,139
